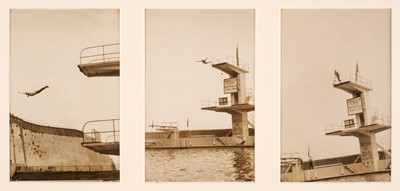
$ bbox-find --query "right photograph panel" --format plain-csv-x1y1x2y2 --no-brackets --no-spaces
281,9,391,182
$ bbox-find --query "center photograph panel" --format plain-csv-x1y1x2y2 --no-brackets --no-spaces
145,9,255,182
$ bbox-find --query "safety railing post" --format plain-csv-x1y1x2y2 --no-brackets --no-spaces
113,119,116,142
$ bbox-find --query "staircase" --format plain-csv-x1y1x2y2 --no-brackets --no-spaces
344,165,356,173
385,161,391,170
248,112,255,129
216,137,227,145
377,135,391,159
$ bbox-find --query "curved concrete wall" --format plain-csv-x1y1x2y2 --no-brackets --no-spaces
10,115,114,168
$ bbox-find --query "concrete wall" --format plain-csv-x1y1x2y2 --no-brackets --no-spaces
146,136,255,148
302,152,389,170
145,128,255,139
10,115,114,168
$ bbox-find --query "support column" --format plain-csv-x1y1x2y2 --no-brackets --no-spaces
359,133,379,171
232,112,249,142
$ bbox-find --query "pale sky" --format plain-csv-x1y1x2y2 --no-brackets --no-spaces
281,9,391,160
10,10,119,130
145,10,255,131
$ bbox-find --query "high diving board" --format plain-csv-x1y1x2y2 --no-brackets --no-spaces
212,62,249,76
326,124,391,137
202,103,255,113
78,43,120,77
81,119,119,156
78,61,119,77
82,142,119,155
334,81,372,94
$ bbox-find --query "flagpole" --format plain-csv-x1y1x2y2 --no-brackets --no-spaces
236,43,239,66
187,117,191,146
355,61,359,83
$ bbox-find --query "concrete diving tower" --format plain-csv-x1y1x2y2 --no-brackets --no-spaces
326,72,391,172
78,43,120,155
202,58,254,143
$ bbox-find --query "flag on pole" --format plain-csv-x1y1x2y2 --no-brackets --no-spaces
236,44,239,66
334,70,341,83
355,61,359,83
187,117,189,128
307,146,311,157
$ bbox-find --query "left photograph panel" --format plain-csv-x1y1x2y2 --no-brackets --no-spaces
9,9,120,181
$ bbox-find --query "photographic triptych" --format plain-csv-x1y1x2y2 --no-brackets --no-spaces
2,1,398,191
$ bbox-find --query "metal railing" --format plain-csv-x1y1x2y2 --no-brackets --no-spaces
15,164,119,173
149,122,179,131
281,152,300,159
201,89,255,108
325,124,345,134
333,72,372,89
209,56,250,71
349,73,373,89
226,55,250,71
377,135,391,150
325,108,391,134
80,43,119,65
248,112,255,129
82,119,119,144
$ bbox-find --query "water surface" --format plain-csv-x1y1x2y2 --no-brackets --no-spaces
145,147,255,182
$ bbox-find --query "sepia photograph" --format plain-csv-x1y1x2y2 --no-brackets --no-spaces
9,9,120,181
145,9,255,182
281,9,391,182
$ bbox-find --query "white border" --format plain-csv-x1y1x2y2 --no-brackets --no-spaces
0,0,398,191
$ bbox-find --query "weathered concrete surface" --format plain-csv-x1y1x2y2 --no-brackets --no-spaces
10,115,115,178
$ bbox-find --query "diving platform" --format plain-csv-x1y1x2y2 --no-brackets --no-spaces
212,62,249,75
334,81,372,94
202,102,254,113
81,142,119,155
81,119,120,156
326,124,391,136
78,43,120,77
78,61,119,77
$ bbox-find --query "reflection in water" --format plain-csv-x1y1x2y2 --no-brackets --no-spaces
232,148,254,181
145,147,254,182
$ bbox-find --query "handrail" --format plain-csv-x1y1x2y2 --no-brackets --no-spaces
208,56,250,72
332,72,372,89
201,89,255,108
80,43,119,65
377,135,391,150
281,152,300,159
325,107,391,134
82,131,120,143
349,73,372,89
106,134,120,142
226,55,250,71
82,119,119,143
248,112,255,129
325,124,345,134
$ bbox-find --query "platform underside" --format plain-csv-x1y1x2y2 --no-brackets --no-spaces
212,62,248,75
333,81,372,94
78,60,119,77
82,142,119,155
326,124,391,136
202,103,255,113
